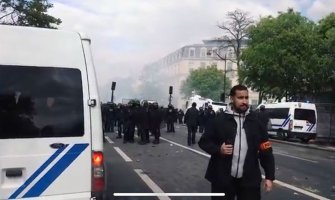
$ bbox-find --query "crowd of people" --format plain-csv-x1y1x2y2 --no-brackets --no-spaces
102,84,275,200
102,100,183,144
101,99,227,146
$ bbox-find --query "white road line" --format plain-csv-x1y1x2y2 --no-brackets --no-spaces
274,152,318,163
133,169,171,200
113,147,133,162
105,136,114,144
261,175,330,200
161,136,329,200
160,137,210,158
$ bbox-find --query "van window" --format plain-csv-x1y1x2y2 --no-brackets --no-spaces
0,65,84,139
294,109,316,124
266,108,289,119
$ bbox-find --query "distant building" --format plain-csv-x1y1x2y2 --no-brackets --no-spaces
142,38,259,108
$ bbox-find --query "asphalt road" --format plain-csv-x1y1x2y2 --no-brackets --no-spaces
103,124,335,200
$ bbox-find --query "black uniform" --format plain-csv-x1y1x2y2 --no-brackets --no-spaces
150,103,163,144
166,105,176,132
178,109,184,124
138,103,150,144
184,105,199,146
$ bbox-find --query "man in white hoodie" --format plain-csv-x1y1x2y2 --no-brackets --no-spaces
199,85,275,200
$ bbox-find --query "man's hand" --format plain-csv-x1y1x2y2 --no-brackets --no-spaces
220,143,233,155
264,179,273,192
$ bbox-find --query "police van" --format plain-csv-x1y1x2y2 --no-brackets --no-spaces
0,25,106,199
257,102,317,143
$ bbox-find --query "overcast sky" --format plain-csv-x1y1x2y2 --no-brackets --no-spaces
49,0,334,101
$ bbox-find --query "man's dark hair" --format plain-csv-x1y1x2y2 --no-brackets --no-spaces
192,102,197,107
229,84,248,96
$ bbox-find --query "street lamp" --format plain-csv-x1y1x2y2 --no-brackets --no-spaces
207,49,227,102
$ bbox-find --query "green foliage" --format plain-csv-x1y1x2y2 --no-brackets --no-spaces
318,12,335,85
240,9,332,102
180,65,231,101
0,0,61,28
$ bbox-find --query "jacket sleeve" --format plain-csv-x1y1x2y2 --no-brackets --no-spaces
198,117,221,156
258,121,275,181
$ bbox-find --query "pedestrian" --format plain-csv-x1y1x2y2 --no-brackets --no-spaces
138,101,150,145
198,84,275,200
204,104,216,132
257,105,271,131
184,102,199,146
178,109,184,124
150,102,163,144
166,104,176,132
198,107,205,133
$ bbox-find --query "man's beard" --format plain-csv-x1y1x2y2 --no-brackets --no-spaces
233,104,249,113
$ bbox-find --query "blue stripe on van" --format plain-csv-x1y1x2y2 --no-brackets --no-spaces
307,124,314,132
282,114,291,127
9,145,68,199
22,143,89,198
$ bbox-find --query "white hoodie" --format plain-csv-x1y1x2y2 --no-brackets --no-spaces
226,104,250,178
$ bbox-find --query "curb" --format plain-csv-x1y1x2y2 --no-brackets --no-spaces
270,138,335,152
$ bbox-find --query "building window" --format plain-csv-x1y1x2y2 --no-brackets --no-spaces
212,47,218,57
200,47,207,57
189,48,195,57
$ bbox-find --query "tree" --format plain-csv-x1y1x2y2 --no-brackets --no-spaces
0,0,61,28
318,12,335,85
240,9,326,103
180,65,231,101
217,9,254,81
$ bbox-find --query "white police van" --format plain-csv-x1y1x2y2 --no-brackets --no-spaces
0,25,106,199
257,102,317,143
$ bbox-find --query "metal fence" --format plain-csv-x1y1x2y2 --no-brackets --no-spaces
315,103,335,143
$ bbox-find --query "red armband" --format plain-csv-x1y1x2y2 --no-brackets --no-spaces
260,141,271,151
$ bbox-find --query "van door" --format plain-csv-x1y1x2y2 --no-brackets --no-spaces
0,65,91,199
293,108,317,133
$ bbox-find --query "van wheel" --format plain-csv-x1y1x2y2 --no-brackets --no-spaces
301,138,310,143
276,130,285,140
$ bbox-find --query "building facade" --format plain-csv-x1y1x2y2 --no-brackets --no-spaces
142,38,259,108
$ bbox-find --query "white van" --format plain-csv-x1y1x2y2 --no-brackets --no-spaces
185,95,212,110
207,101,227,113
257,102,317,143
0,25,106,199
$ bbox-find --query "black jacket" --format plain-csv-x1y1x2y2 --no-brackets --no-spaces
184,107,199,126
198,112,275,187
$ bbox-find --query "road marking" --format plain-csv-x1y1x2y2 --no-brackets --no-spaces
105,136,114,144
274,152,318,163
113,147,132,162
133,169,171,200
161,136,330,200
160,137,210,158
263,175,330,200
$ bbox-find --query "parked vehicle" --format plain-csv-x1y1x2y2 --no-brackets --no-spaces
0,25,106,199
257,102,317,143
